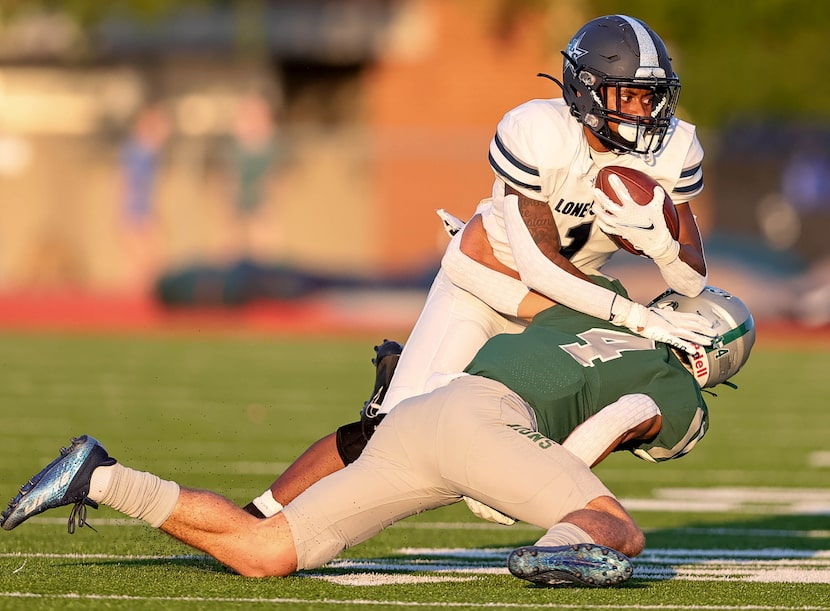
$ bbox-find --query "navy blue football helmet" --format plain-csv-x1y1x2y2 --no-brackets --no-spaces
558,15,681,154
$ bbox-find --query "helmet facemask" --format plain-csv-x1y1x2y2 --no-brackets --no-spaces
596,78,680,154
563,56,681,155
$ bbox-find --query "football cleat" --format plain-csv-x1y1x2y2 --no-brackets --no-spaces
1,435,116,534
360,339,402,421
507,543,633,588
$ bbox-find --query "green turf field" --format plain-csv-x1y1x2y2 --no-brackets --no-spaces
0,331,828,610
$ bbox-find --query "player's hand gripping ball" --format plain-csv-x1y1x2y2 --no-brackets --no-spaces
594,166,680,257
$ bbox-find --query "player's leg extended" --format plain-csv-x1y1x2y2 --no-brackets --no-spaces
244,339,403,517
1,435,299,577
433,377,639,587
161,488,298,576
281,391,458,571
246,271,520,518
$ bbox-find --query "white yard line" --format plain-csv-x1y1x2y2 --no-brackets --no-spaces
3,546,830,585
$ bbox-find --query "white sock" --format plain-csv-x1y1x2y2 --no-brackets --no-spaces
89,464,116,502
89,463,180,528
534,522,594,548
251,490,284,517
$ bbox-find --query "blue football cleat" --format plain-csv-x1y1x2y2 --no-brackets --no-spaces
507,543,633,587
1,435,116,533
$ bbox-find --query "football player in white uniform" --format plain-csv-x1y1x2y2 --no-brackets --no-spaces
244,15,717,519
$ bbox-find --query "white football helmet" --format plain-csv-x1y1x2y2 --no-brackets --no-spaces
649,286,756,388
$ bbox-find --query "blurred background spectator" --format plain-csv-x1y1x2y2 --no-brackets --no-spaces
118,102,170,293
224,89,286,264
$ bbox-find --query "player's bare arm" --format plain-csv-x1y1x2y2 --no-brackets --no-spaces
459,214,520,279
586,413,662,467
260,433,342,508
675,201,706,276
516,193,560,260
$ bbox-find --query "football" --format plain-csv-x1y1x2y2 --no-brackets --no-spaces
595,165,680,256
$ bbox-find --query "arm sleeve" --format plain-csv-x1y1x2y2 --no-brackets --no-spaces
502,193,626,320
440,232,529,317
562,394,661,467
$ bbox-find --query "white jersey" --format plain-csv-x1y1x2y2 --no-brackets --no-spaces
380,98,705,415
482,98,704,275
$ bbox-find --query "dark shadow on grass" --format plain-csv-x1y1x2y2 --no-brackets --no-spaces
58,555,234,574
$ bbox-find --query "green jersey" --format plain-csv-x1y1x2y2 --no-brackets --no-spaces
464,278,708,462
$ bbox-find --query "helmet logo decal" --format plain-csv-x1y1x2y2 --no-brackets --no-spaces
688,345,709,385
579,71,597,87
565,32,588,73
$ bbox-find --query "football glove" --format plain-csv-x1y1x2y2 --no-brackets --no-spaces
593,174,680,265
611,297,715,354
463,496,516,526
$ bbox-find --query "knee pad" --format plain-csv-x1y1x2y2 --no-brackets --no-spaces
335,421,368,465
335,413,387,465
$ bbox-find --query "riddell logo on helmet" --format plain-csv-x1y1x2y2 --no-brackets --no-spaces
688,346,709,384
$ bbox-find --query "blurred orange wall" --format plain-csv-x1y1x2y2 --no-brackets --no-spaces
365,0,557,272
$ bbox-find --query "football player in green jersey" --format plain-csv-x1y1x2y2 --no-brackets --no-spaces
465,278,754,464
2,281,753,588
248,276,753,523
